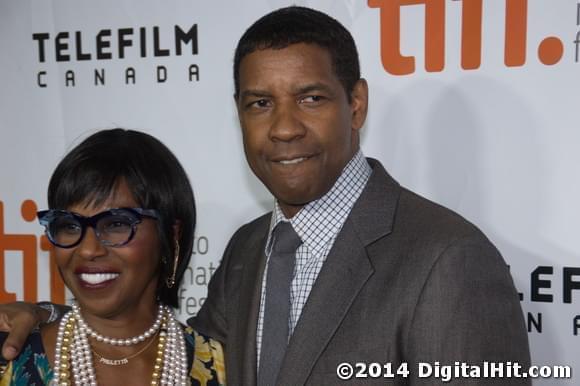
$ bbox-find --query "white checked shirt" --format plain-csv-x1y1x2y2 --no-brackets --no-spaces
256,150,372,363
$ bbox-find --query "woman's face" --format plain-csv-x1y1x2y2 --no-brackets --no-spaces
55,180,162,320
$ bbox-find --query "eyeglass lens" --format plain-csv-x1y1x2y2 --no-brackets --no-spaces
48,211,137,247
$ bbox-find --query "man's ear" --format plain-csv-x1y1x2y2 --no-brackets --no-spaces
350,79,369,131
233,93,244,127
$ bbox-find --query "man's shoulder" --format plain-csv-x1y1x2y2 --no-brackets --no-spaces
356,159,489,245
397,186,486,241
359,175,509,287
384,186,507,275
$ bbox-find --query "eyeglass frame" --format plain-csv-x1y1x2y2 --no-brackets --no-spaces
37,207,160,249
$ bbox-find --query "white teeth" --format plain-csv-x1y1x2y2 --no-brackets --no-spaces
279,157,306,165
80,273,119,285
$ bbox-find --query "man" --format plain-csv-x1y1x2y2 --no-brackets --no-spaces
1,6,530,385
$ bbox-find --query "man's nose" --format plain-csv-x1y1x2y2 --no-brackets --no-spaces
269,103,306,142
76,227,107,260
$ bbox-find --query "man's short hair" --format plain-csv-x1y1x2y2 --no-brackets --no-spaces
233,6,361,100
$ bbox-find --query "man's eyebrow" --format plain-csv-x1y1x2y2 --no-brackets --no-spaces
295,82,334,95
239,89,272,99
238,83,335,99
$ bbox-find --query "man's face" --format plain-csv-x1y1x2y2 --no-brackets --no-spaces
236,43,368,218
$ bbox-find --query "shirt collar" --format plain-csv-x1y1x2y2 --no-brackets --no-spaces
265,150,372,256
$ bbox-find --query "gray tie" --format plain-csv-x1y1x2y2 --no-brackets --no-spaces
258,221,302,386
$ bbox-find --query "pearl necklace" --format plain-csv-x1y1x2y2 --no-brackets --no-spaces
91,330,159,366
72,302,164,346
53,304,188,385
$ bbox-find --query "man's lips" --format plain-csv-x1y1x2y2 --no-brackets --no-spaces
278,157,307,165
270,154,317,165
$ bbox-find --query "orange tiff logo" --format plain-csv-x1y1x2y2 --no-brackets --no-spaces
0,200,65,304
368,0,564,75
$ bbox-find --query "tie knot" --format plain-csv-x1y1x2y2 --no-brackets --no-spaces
272,222,302,253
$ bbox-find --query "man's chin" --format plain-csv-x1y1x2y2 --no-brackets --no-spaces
273,190,324,217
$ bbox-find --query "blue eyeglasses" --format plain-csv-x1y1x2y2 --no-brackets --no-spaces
37,207,160,248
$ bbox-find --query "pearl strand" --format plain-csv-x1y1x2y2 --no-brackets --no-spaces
160,308,188,385
53,305,188,385
73,316,97,385
72,302,164,346
53,312,73,384
151,319,167,384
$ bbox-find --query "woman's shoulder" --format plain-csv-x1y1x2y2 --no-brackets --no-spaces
0,330,52,385
182,324,226,385
183,324,222,346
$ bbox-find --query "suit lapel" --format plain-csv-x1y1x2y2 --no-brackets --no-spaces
277,159,401,384
230,222,268,386
277,219,373,384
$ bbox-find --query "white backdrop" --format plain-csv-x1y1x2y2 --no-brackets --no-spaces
0,1,578,384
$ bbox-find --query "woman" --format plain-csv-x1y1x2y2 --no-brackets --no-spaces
0,129,224,385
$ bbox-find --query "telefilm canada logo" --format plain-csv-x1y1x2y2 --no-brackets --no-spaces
32,24,199,88
368,0,577,75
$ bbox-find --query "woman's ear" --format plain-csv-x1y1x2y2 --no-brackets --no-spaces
172,220,182,241
165,220,183,289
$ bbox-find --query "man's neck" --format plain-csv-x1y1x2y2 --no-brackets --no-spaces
279,203,303,219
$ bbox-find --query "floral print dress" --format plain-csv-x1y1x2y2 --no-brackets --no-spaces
0,325,225,385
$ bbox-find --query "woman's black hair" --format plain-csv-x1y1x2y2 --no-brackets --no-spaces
47,128,195,307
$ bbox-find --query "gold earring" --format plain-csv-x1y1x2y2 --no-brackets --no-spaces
166,240,179,288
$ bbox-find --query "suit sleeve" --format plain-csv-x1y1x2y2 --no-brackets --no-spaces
187,228,242,345
406,235,531,385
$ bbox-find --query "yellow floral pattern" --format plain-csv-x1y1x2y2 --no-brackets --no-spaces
186,326,226,386
0,362,13,386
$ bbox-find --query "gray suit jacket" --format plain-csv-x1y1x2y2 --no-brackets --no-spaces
191,159,530,385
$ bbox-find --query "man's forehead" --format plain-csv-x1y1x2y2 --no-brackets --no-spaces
238,44,335,82
240,42,331,66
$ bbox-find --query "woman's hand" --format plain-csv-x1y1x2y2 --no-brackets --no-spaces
0,302,48,360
